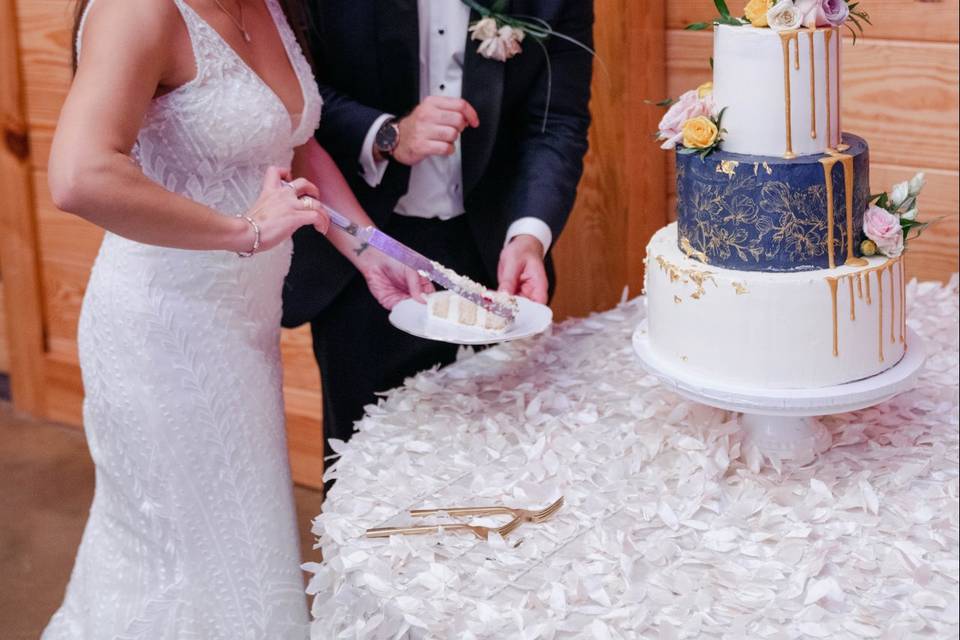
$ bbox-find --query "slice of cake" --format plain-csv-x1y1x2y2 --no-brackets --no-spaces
426,291,515,333
420,261,519,333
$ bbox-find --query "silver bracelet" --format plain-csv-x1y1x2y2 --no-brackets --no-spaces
236,214,261,257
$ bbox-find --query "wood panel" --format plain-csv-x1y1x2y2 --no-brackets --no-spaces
0,281,8,372
1,0,47,413
552,0,668,318
667,0,960,43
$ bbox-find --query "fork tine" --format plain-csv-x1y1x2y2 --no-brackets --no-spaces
533,498,564,522
499,517,523,537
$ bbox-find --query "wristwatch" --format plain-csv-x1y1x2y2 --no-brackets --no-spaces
374,117,401,157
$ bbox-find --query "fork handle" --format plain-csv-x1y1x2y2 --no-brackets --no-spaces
409,506,514,518
365,523,476,538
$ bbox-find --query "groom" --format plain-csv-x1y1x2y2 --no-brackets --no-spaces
283,0,594,457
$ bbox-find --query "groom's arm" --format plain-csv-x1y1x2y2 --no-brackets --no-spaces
502,0,595,248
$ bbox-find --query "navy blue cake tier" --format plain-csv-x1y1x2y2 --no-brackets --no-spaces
676,134,870,272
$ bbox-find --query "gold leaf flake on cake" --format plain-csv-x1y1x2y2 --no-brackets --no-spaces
732,282,749,295
762,162,773,175
680,237,710,263
674,295,682,304
656,255,716,301
716,160,739,178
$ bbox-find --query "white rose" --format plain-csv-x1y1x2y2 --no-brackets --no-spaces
889,180,910,208
901,208,919,221
796,0,821,29
469,17,499,41
767,0,803,31
908,172,926,196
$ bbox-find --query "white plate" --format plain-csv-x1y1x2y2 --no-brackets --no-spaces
389,297,553,345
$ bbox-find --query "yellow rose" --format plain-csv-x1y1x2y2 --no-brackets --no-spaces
744,0,772,27
682,116,719,149
697,82,713,99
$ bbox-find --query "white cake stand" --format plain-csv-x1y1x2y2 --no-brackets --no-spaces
632,320,927,461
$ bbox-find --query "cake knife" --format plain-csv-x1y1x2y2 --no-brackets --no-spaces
308,198,518,321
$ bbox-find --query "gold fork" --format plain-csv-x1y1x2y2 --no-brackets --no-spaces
409,496,565,525
366,515,522,540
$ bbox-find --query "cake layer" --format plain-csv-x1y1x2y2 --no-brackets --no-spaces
714,24,842,157
426,291,512,333
676,134,869,273
645,224,906,389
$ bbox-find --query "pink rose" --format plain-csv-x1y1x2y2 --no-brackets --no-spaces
658,90,714,150
863,205,904,258
798,0,850,28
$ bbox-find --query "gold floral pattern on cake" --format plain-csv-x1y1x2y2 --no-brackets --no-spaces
676,160,852,268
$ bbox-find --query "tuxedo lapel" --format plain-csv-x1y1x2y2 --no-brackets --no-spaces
461,0,511,196
375,0,420,114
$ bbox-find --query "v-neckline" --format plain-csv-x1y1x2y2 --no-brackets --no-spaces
181,0,307,134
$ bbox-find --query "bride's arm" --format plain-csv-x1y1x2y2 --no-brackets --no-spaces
292,138,431,308
49,0,324,254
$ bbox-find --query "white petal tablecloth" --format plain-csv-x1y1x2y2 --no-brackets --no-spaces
306,279,960,640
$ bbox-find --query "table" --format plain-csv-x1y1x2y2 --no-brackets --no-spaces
306,278,959,640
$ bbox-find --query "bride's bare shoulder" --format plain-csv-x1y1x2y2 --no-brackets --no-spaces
80,0,187,46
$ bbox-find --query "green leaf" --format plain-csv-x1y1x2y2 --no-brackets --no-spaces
491,0,509,13
714,0,732,19
717,15,745,26
677,147,699,155
709,56,714,70
685,22,710,31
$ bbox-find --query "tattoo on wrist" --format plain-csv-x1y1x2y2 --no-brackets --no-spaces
354,242,370,257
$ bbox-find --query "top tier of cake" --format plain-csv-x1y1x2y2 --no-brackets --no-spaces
714,24,843,158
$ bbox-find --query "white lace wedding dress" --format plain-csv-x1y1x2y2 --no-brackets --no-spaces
43,1,322,638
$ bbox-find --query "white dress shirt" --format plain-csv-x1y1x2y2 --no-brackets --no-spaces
359,0,553,255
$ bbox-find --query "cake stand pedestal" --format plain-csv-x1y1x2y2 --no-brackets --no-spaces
632,321,926,462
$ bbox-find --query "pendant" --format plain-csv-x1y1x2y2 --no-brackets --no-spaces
243,31,252,43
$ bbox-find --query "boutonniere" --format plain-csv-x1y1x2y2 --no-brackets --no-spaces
460,0,600,129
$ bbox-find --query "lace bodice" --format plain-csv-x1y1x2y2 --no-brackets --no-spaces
130,0,322,216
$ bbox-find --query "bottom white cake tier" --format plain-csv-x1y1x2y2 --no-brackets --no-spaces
644,223,907,389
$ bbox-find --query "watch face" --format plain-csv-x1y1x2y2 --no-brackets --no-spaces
376,122,399,153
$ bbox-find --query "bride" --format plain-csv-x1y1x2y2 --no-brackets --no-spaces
42,1,428,637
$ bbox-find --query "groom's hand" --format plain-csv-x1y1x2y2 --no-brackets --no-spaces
498,235,548,304
391,97,479,166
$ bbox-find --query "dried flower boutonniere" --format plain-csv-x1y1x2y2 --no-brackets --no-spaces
460,0,600,131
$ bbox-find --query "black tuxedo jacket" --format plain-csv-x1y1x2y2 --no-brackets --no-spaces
282,0,594,328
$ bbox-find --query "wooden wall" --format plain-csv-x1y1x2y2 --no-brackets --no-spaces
0,0,665,488
667,0,960,283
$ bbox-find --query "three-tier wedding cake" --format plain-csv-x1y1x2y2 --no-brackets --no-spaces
644,4,925,389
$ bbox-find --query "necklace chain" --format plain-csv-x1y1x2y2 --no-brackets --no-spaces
213,0,252,43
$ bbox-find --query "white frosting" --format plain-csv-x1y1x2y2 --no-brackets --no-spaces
644,224,907,389
714,25,841,157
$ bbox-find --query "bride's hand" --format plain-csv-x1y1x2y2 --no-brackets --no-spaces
357,251,434,310
232,166,330,254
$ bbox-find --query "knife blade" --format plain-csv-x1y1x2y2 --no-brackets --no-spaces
316,201,518,321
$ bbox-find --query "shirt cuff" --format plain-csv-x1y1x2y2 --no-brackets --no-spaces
359,113,394,188
505,218,553,257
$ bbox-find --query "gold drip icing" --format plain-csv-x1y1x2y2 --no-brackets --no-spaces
900,258,907,343
888,266,896,344
779,31,799,159
824,28,834,149
827,277,840,357
876,268,884,362
856,272,863,298
848,276,855,320
821,152,867,269
823,256,903,361
807,29,817,140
